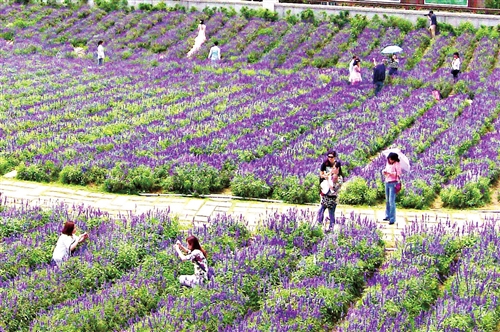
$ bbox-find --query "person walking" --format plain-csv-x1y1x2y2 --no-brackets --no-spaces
187,19,207,58
174,235,209,287
317,161,343,231
208,41,221,62
451,52,461,82
97,40,105,66
382,152,401,225
372,58,387,96
427,11,437,38
388,54,399,76
52,221,89,267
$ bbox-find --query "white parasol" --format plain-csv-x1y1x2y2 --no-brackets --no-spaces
382,148,410,172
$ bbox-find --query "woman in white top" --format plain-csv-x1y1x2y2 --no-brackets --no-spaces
451,52,461,82
52,221,89,266
187,19,207,58
97,40,105,66
174,235,208,287
208,40,221,61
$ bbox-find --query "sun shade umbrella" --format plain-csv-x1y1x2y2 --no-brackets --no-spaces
381,45,403,54
382,148,410,172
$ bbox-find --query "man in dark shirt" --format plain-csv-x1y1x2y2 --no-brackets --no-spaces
428,11,437,38
372,59,386,97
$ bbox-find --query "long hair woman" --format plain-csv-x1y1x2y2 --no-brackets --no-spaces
52,221,89,266
382,152,401,225
174,235,209,287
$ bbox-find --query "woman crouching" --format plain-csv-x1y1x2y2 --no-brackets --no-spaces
174,235,208,287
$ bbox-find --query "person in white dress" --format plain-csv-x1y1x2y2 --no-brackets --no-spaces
187,20,207,58
52,221,89,267
174,235,209,287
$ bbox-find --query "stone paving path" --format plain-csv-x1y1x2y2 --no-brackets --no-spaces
1,178,499,243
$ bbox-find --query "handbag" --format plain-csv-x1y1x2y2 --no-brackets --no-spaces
395,181,402,194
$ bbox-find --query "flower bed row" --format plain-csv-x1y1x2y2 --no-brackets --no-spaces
414,220,500,331
2,197,499,331
338,220,475,331
0,206,179,332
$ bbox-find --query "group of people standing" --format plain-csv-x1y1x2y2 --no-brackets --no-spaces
317,150,403,228
348,54,398,96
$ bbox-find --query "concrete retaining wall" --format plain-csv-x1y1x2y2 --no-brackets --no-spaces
274,3,500,27
81,0,500,28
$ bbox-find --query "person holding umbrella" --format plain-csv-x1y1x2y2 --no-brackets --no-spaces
388,54,399,76
381,149,409,225
382,152,401,225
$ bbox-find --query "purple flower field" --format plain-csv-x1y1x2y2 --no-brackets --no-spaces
0,198,498,331
1,4,499,208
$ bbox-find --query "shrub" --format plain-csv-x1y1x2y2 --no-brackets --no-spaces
416,17,428,29
127,165,156,192
121,49,133,59
0,157,17,176
339,176,377,205
59,165,85,185
95,0,129,12
171,163,225,196
381,15,413,34
231,174,271,199
82,165,108,185
440,177,491,208
138,3,153,11
16,161,60,183
240,7,278,21
455,21,476,35
300,9,316,25
350,14,368,38
439,22,456,36
0,30,14,41
272,174,318,204
103,164,134,194
399,179,435,209
330,10,350,28
154,1,167,11
285,10,298,25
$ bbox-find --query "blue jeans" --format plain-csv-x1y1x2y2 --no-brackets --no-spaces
98,58,103,65
317,203,337,228
374,81,384,96
385,182,397,224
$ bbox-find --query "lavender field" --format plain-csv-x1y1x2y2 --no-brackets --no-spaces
0,197,499,331
0,4,499,208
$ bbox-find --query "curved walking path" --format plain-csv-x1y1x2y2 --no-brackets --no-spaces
1,177,499,244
